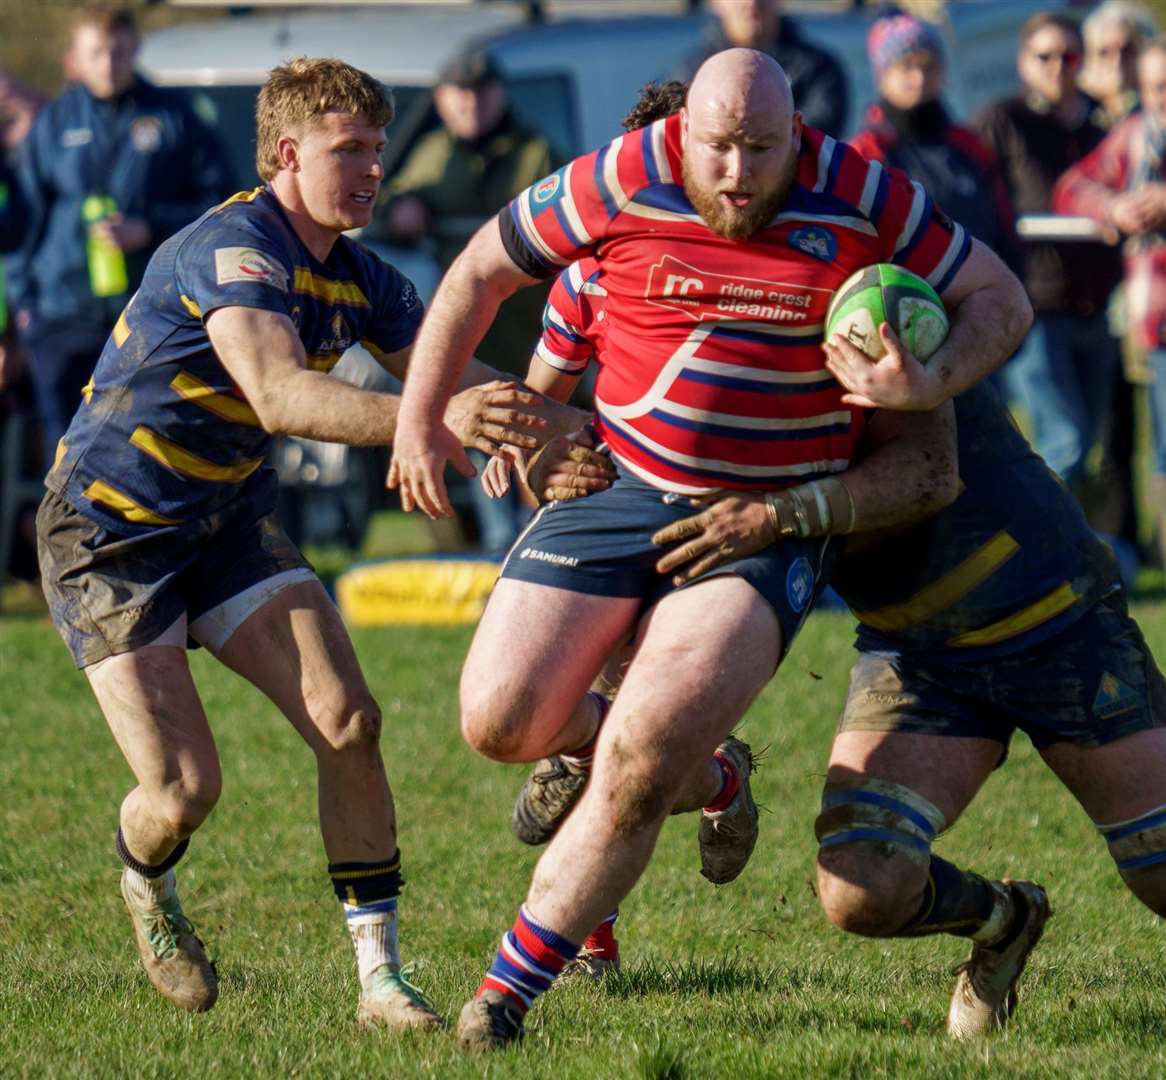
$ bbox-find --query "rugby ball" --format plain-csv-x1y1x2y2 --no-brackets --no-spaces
824,264,949,361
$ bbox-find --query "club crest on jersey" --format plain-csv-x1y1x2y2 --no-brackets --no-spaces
529,169,567,213
214,247,289,292
788,226,837,263
786,556,815,613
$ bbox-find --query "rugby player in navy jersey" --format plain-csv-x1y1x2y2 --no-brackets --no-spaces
389,49,1031,1048
36,57,578,1026
508,77,1166,1045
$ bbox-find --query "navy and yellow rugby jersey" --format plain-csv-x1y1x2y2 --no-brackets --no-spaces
46,187,423,535
831,381,1121,660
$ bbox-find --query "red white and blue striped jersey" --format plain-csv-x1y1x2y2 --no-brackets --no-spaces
502,114,971,493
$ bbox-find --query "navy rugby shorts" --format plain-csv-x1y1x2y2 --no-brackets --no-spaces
37,488,313,668
838,592,1166,749
498,464,834,660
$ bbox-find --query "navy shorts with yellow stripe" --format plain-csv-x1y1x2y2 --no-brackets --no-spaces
499,465,834,659
839,592,1166,749
37,486,311,669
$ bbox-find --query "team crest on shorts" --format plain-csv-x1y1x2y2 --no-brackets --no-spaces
788,226,837,263
786,556,815,613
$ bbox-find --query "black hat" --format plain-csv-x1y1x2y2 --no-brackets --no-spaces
437,50,502,89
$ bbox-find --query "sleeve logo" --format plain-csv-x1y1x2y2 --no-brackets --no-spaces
214,247,289,291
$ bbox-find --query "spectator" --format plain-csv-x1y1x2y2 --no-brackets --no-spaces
368,49,564,554
850,12,1018,272
1080,0,1159,564
673,0,849,137
8,4,229,468
1055,35,1166,568
1081,0,1157,128
975,11,1124,493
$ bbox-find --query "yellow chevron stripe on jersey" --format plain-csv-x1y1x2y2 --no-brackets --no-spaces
180,294,203,319
82,479,180,525
856,531,1020,632
130,425,265,483
81,376,95,405
306,351,344,372
946,581,1082,648
215,187,265,212
293,267,370,307
54,439,67,471
113,310,132,347
170,372,260,426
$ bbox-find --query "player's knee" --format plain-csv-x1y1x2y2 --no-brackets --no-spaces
1098,805,1166,917
318,694,383,754
816,846,928,936
153,776,222,839
460,682,538,762
814,778,945,937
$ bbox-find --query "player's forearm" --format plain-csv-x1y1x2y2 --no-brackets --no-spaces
399,226,525,431
926,276,1031,404
768,404,958,539
258,368,400,446
839,403,959,532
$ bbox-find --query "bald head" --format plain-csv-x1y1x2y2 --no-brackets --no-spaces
688,48,794,126
681,49,802,240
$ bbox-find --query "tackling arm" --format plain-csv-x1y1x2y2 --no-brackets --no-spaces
206,305,550,452
651,401,959,583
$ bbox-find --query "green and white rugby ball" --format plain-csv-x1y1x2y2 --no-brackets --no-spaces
825,264,949,361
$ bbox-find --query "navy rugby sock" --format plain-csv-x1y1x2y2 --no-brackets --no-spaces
897,855,996,938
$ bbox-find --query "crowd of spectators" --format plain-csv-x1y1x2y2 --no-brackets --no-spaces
1,0,1164,587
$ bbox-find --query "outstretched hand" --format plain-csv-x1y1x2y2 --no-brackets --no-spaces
823,322,941,411
522,427,615,504
387,420,474,518
444,380,549,455
651,493,775,584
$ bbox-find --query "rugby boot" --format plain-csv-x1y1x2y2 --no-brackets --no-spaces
698,736,759,885
511,754,590,845
947,880,1051,1039
556,918,621,984
557,945,621,984
456,989,526,1050
120,868,218,1012
357,964,444,1031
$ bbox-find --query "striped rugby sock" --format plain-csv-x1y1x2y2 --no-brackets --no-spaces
560,691,610,770
581,909,619,960
704,750,740,813
478,905,580,1014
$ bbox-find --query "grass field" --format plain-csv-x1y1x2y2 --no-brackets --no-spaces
2,587,1166,1079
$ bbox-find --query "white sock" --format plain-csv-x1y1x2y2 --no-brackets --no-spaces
346,906,401,987
123,867,177,907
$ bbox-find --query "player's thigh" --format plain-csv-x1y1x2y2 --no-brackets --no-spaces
826,731,1004,826
594,575,780,795
460,577,640,723
1040,728,1166,824
85,645,220,798
1042,728,1166,911
212,577,375,751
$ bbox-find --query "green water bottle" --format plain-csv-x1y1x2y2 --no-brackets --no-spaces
82,194,129,298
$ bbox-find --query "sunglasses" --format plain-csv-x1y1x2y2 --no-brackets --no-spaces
1097,43,1137,59
1031,49,1082,66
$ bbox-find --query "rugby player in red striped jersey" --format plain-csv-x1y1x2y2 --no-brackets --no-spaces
389,49,1031,1049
